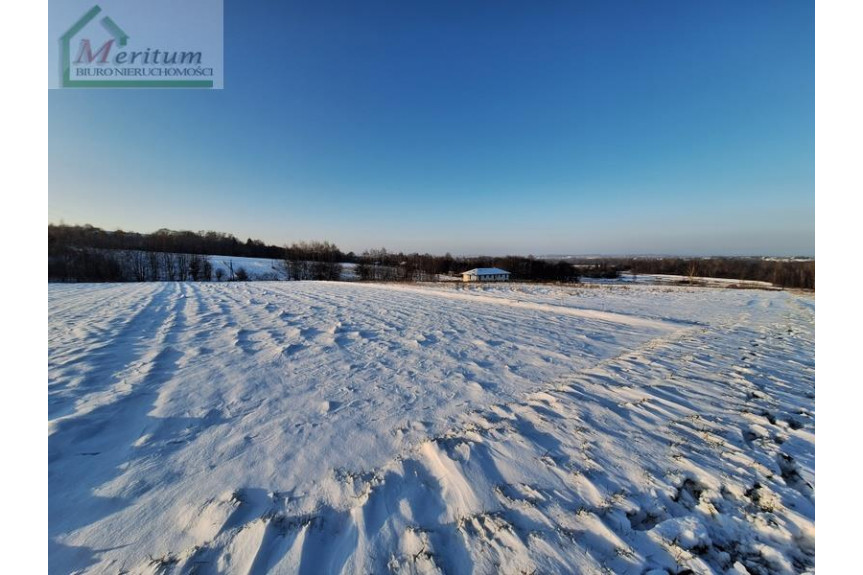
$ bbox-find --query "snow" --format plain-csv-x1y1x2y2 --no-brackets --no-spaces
209,256,288,280
48,281,814,574
207,256,357,281
582,272,777,289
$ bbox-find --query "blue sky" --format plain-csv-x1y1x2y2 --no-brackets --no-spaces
49,0,814,256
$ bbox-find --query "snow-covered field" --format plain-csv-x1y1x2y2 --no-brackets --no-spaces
48,282,814,574
581,273,777,289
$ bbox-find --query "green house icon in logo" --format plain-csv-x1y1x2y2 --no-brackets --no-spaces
60,5,213,88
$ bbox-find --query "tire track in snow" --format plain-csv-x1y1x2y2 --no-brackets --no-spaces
49,283,174,421
347,281,697,330
50,284,192,566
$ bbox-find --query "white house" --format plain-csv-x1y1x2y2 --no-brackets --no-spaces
461,267,511,282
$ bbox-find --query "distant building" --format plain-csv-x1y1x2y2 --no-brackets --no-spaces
461,267,511,282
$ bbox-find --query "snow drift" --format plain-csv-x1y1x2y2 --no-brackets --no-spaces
48,282,814,574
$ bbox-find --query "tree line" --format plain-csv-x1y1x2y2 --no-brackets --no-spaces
626,257,815,289
48,225,583,283
48,225,346,282
353,249,580,283
49,224,288,259
559,256,814,289
49,248,221,283
282,240,343,281
48,224,814,289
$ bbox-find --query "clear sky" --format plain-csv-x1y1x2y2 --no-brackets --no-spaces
49,0,814,256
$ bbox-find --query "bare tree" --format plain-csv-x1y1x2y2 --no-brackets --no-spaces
129,250,148,282
222,260,235,281
201,257,213,281
148,251,161,281
687,261,699,284
176,253,192,281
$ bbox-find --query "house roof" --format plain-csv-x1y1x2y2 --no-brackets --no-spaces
461,267,510,275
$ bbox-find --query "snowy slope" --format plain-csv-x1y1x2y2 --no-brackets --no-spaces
208,256,357,281
48,282,814,574
208,256,288,280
